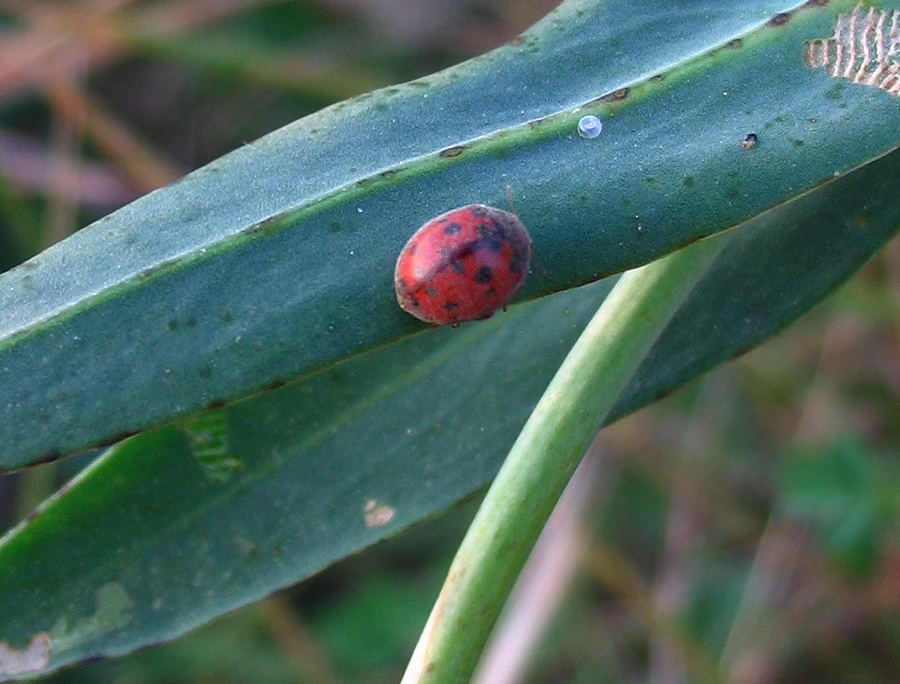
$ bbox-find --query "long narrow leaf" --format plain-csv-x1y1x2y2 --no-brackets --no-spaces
3,0,897,468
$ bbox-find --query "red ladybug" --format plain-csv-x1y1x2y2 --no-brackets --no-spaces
394,203,532,326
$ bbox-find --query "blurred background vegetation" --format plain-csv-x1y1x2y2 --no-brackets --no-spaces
2,1,900,682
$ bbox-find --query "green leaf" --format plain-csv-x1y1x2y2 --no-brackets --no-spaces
2,0,900,678
778,437,900,578
3,0,899,469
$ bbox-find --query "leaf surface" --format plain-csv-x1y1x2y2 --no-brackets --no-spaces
2,0,900,678
4,0,896,467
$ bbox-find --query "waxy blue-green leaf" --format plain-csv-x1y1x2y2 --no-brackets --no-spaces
3,0,898,468
2,127,899,681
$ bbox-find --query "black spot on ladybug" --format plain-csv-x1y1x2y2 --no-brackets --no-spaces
482,237,503,253
451,259,465,273
444,301,459,310
471,206,489,216
474,267,493,284
443,222,462,235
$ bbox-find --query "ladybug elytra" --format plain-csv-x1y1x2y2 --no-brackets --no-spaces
394,203,532,326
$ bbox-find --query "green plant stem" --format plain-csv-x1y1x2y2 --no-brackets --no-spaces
401,231,732,684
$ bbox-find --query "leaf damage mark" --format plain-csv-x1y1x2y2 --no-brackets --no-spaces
0,634,51,677
770,11,794,27
233,535,259,558
364,499,395,527
599,87,630,103
438,145,466,158
803,3,900,97
45,583,134,658
183,409,244,483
